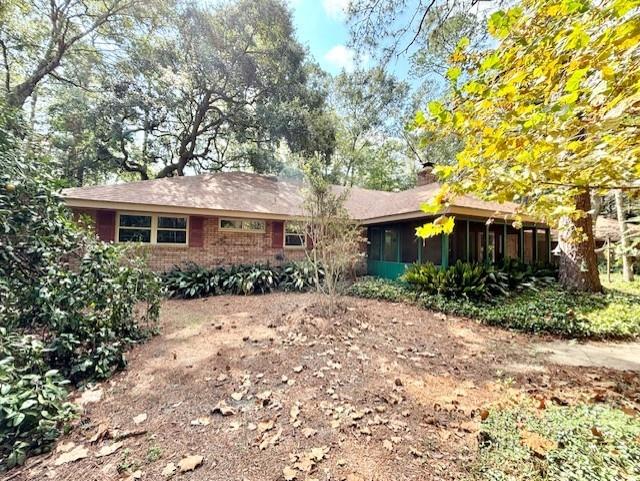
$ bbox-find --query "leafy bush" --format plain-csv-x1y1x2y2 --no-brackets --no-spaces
0,329,76,470
403,260,556,300
0,113,163,469
163,263,224,299
163,261,321,298
348,277,640,339
474,401,640,481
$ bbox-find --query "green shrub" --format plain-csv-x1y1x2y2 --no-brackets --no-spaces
163,261,322,298
162,263,224,299
348,277,640,338
474,401,640,481
0,115,163,469
279,261,322,292
0,329,76,470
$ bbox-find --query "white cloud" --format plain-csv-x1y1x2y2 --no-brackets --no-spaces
324,44,356,72
322,0,350,21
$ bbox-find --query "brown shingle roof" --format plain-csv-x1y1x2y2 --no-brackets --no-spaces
62,171,523,222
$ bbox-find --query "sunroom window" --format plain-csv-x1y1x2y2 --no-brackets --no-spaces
118,214,152,243
285,222,305,247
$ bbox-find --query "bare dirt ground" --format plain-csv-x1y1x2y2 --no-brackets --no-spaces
13,294,640,481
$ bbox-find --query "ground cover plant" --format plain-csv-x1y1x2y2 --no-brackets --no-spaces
162,261,323,299
349,274,640,339
474,399,640,481
0,114,163,470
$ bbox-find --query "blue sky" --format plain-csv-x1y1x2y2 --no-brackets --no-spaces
288,0,411,79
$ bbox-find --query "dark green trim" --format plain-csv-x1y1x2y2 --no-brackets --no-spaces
441,234,449,268
483,223,489,264
465,220,470,261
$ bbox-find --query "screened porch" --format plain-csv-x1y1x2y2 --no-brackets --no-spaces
366,217,551,279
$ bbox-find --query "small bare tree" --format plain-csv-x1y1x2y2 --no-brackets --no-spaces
302,157,364,315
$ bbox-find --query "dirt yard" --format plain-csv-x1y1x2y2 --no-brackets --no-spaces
14,294,640,481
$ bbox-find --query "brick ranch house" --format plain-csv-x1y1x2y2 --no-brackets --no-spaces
62,169,555,278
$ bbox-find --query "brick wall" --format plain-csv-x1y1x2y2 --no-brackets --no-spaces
72,208,306,272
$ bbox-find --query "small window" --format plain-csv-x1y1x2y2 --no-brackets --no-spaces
285,222,305,247
219,218,265,232
157,216,187,244
118,214,152,243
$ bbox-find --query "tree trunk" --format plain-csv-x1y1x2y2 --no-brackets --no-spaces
615,189,634,282
558,190,603,292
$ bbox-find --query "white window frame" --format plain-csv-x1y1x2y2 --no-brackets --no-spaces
219,217,266,233
116,212,189,246
284,221,306,249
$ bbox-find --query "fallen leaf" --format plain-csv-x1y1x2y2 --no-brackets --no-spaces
290,403,301,424
56,441,76,453
301,427,317,438
293,365,304,373
257,390,272,401
212,400,236,416
178,455,204,472
231,392,244,401
258,420,275,433
76,388,103,407
294,456,315,473
54,445,89,465
591,426,604,438
88,423,110,444
480,409,490,421
520,430,557,457
161,462,176,476
123,469,143,481
283,466,297,480
259,427,282,450
133,413,148,425
382,439,393,451
95,441,123,458
190,417,211,426
621,406,637,417
309,446,329,461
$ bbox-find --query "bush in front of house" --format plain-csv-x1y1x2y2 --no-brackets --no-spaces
348,276,640,339
403,260,556,301
163,260,322,299
0,329,76,470
473,400,640,481
0,118,163,470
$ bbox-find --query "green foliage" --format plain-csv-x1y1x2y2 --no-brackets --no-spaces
163,261,321,299
349,275,640,339
474,401,640,481
0,329,76,471
402,260,555,300
0,115,163,468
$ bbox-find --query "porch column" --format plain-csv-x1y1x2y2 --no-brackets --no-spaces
503,222,507,261
546,228,551,264
519,228,524,262
465,220,470,262
441,234,449,268
483,223,489,264
533,227,538,263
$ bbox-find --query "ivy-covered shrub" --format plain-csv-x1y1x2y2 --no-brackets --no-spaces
0,110,163,469
163,261,321,299
0,329,76,470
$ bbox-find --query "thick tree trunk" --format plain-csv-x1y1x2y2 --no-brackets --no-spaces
615,189,634,282
558,190,603,292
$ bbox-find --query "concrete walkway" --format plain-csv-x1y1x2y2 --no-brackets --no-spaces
534,341,640,371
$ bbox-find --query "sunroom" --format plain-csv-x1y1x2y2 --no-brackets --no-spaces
366,216,552,279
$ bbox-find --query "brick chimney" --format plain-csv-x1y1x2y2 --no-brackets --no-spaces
416,163,438,186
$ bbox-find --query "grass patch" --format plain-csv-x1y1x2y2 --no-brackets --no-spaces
348,275,640,339
473,401,640,481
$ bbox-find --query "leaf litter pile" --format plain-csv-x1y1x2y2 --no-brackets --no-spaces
14,293,639,481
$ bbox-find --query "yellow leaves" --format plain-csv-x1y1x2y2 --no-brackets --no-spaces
565,67,590,93
480,53,501,72
446,66,462,82
520,430,557,457
415,216,455,239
